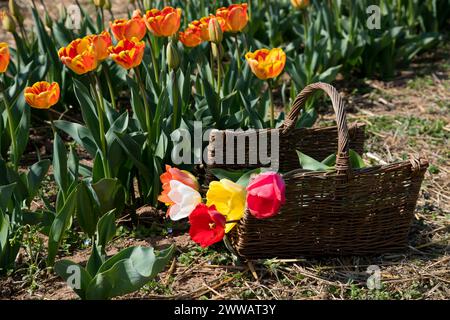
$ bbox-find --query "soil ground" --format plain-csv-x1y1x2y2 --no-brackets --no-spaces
0,1,448,301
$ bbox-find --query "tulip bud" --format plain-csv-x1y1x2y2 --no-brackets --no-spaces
9,0,24,24
211,43,223,60
166,40,180,70
208,17,223,44
93,0,105,8
1,11,16,33
104,0,112,10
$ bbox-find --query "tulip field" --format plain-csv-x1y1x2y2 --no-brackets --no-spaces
0,0,449,301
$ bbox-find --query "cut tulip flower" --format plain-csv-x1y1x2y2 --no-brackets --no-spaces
166,180,202,221
206,179,246,233
189,204,226,248
158,165,200,206
246,172,286,219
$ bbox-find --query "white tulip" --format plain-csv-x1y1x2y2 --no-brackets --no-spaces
167,180,202,221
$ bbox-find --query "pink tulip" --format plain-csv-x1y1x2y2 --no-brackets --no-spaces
246,172,286,219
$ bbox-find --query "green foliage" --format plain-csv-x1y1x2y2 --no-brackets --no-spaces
55,241,175,300
296,149,366,171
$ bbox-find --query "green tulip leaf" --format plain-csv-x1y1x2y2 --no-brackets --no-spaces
86,245,175,300
297,150,331,171
54,260,92,300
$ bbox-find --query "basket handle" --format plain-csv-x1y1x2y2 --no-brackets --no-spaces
281,82,350,174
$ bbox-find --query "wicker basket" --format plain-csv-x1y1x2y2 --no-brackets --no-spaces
206,94,366,184
229,82,428,258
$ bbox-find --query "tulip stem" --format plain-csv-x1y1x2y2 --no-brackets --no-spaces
267,80,275,129
171,70,180,132
0,79,18,170
213,43,222,95
217,56,222,95
146,35,160,85
234,34,241,71
209,46,215,89
134,67,152,144
89,73,111,179
103,66,117,110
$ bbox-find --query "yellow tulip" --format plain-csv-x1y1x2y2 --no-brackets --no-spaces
206,179,246,233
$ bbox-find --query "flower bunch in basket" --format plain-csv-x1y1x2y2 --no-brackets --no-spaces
158,166,286,248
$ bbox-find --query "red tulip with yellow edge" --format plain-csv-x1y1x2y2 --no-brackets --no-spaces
216,3,248,33
0,42,10,73
84,31,112,61
245,48,286,80
109,37,145,70
58,38,98,75
144,7,182,37
110,10,147,41
24,81,60,109
179,24,203,47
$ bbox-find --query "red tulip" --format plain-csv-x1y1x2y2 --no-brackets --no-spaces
189,204,226,248
246,172,286,219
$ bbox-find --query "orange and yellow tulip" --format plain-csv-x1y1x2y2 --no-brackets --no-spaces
190,15,225,42
24,81,60,109
216,3,248,33
291,0,310,9
0,42,10,73
110,10,147,41
179,25,203,47
144,7,182,37
245,48,286,80
58,38,98,75
84,31,112,61
109,37,145,70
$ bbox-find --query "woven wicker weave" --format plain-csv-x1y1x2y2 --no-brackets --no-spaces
229,82,428,258
206,94,366,183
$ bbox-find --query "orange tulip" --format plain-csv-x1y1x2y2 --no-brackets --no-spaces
216,3,248,33
158,165,199,206
24,81,60,109
84,31,112,61
109,37,145,70
144,7,182,37
110,10,147,41
58,38,98,75
291,0,310,9
245,48,286,80
0,42,10,73
190,15,225,42
179,24,203,47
